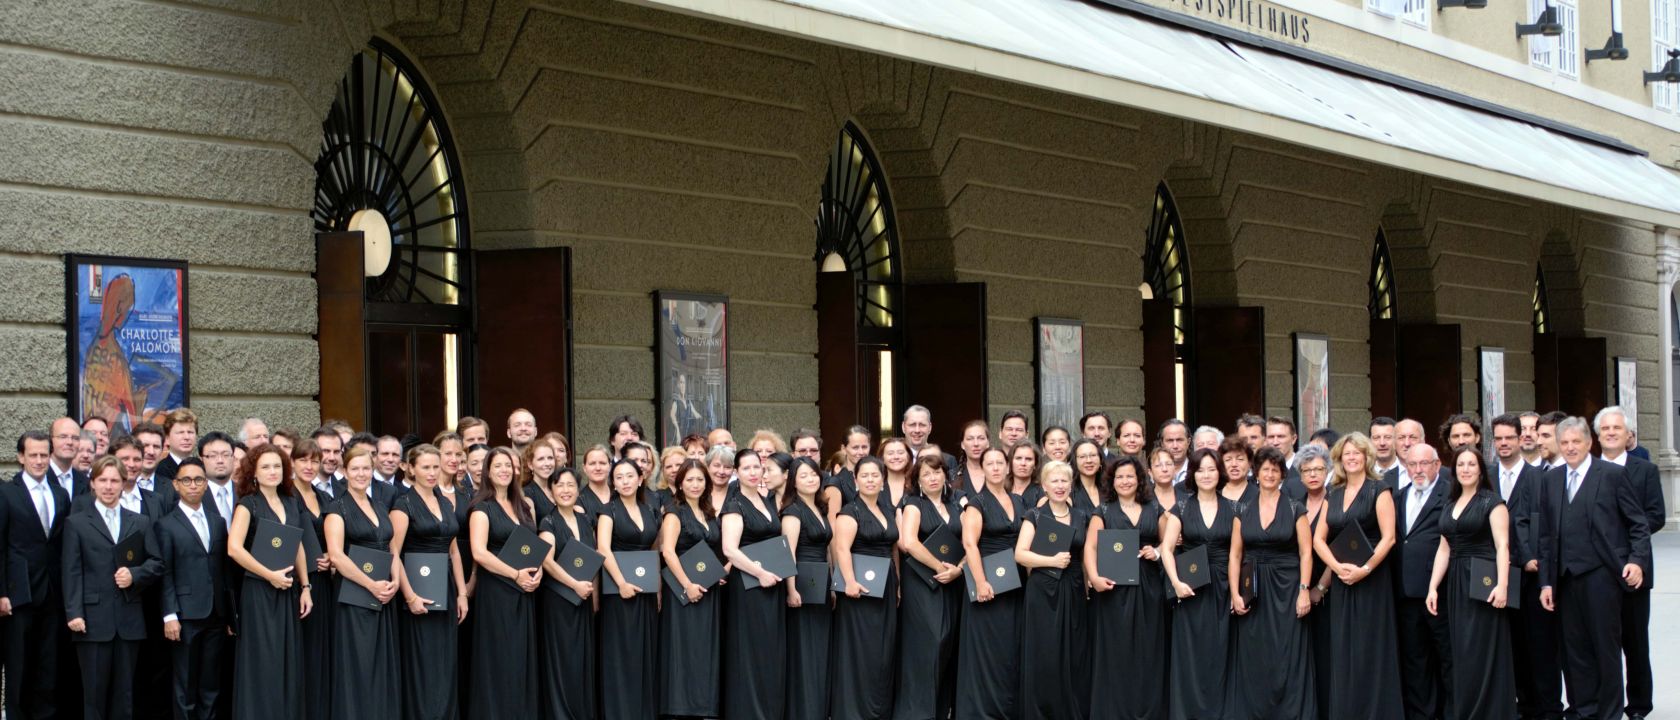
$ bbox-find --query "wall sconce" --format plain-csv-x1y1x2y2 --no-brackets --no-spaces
1588,0,1628,62
1645,49,1680,85
1437,0,1486,8
1516,3,1562,39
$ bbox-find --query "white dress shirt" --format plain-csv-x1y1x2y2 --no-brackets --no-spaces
50,460,77,497
1404,474,1438,536
1599,451,1628,467
208,480,235,530
25,473,56,533
163,501,213,625
119,487,144,514
1496,460,1523,502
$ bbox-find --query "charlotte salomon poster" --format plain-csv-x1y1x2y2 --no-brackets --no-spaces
66,255,189,430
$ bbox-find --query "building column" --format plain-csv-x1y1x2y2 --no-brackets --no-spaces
1656,228,1680,527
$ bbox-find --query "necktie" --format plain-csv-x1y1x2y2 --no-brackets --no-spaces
1567,468,1581,503
191,510,210,551
105,507,120,541
216,486,233,529
1500,469,1513,501
33,482,52,533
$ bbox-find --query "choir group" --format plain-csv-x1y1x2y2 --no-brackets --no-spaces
0,402,1663,720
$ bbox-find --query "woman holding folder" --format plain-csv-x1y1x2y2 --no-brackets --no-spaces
1016,459,1092,720
228,444,314,720
721,450,789,719
1424,445,1516,720
1224,447,1315,719
894,453,963,720
830,455,900,720
1160,447,1237,720
537,467,599,720
325,446,400,720
467,447,540,718
955,447,1025,720
656,459,721,718
289,439,335,714
597,458,662,719
1085,455,1169,720
1312,433,1401,720
389,444,468,720
781,456,834,718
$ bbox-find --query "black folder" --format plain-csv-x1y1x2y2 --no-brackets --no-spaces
1330,523,1374,566
602,550,659,595
1467,558,1521,609
403,552,450,612
739,536,798,589
338,544,392,610
1095,528,1141,586
1030,517,1075,579
546,540,605,606
252,518,304,573
115,530,148,602
794,561,829,606
832,554,890,598
1174,544,1211,590
494,526,550,574
661,543,725,606
909,525,962,589
1238,557,1257,606
964,550,1022,602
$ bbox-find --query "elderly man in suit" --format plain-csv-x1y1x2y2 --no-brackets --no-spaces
1393,442,1453,720
1591,406,1665,720
1538,417,1652,720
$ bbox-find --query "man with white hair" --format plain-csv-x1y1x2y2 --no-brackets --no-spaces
1191,426,1223,452
1385,418,1442,489
1393,441,1452,720
1593,406,1665,720
237,417,269,449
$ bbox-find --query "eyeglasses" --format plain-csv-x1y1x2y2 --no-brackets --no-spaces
174,476,208,486
1300,466,1328,475
1405,460,1439,469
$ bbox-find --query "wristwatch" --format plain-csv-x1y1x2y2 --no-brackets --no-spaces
1315,583,1329,594
1298,583,1310,591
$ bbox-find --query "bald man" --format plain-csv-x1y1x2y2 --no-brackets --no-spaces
1384,419,1444,489
1393,442,1453,720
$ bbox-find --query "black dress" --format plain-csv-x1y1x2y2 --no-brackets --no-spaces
441,485,474,714
723,491,787,720
1020,504,1092,720
525,481,558,521
1223,481,1260,512
659,503,721,718
1322,481,1402,720
894,494,963,720
829,497,899,720
782,499,833,719
955,490,1025,719
1225,497,1314,719
300,489,334,714
1304,498,1331,720
328,495,400,720
232,494,307,720
539,506,598,720
1439,491,1517,720
599,496,660,720
393,488,460,720
467,499,538,718
1088,501,1170,720
1167,496,1237,720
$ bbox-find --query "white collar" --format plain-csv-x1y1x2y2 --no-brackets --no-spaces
1600,451,1628,466
170,452,188,464
1566,456,1593,476
1497,457,1525,475
49,459,74,478
177,501,205,517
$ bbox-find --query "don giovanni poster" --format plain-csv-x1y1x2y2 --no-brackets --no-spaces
67,256,189,430
656,291,728,446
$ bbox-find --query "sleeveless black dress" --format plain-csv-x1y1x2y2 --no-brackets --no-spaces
232,494,307,720
467,500,538,718
783,499,833,719
829,497,899,719
1088,501,1170,720
955,490,1025,719
328,495,399,720
1225,497,1314,719
1020,504,1092,720
538,506,597,720
440,485,474,714
300,489,334,714
599,496,660,719
1440,491,1517,720
658,503,721,718
392,488,460,720
1323,481,1402,720
1167,496,1236,720
1304,497,1332,720
893,493,964,720
723,491,787,719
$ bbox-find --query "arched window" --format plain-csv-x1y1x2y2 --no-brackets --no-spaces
1533,267,1551,334
1369,232,1396,320
1143,184,1191,421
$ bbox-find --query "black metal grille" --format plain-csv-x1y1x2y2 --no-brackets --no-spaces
816,124,901,329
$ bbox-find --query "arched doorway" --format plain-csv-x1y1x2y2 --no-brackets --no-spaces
1141,184,1191,432
1369,231,1398,418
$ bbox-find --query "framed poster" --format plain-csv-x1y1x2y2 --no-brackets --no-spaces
65,254,190,431
1479,347,1505,440
655,291,728,447
1292,332,1329,434
1615,356,1637,419
1034,318,1085,434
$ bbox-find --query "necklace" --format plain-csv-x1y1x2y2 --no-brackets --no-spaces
1052,504,1070,519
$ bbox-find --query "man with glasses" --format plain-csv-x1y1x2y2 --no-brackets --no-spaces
1393,443,1452,720
789,429,823,462
1490,413,1560,720
156,457,231,720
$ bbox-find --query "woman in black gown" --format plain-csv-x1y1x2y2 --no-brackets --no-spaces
389,445,468,720
657,459,722,718
1085,455,1170,720
781,456,833,719
721,452,788,719
1069,438,1106,511
1148,445,1186,515
1161,447,1237,720
325,447,400,720
467,447,541,718
522,441,560,520
228,445,314,720
1313,433,1402,720
537,468,599,720
1425,446,1516,720
1224,447,1315,719
956,447,1025,719
830,455,899,720
597,459,662,719
578,445,615,519
1117,418,1148,458
288,440,335,713
1007,441,1043,507
1219,437,1259,510
894,453,964,720
1293,445,1334,720
1016,459,1092,720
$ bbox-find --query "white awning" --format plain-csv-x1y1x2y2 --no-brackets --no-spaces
627,0,1680,227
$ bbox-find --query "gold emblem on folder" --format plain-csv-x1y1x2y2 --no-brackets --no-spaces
1113,542,1123,552
572,557,583,568
1482,576,1493,587
270,537,282,549
938,544,950,554
695,562,707,573
635,567,647,578
520,545,531,556
994,566,1005,578
126,550,135,561
1189,563,1199,574
419,566,432,577
1048,533,1058,543
361,562,374,573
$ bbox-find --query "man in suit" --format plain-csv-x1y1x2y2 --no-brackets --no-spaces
1489,413,1561,720
131,422,168,499
1160,419,1190,484
105,434,173,717
200,435,238,531
1235,414,1266,453
1519,411,1545,467
1264,416,1307,500
1591,406,1665,720
374,435,405,486
157,459,232,720
310,427,348,499
1392,442,1453,720
48,416,91,500
1439,412,1481,454
76,436,166,521
998,411,1029,449
1370,416,1401,478
156,408,200,483
1080,411,1114,458
1,430,73,720
1538,417,1652,720
1534,411,1567,470
901,405,958,475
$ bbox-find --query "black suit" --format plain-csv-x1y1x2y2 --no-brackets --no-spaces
1609,454,1665,717
1537,459,1653,720
1,474,72,720
157,505,232,720
1497,461,1562,720
1281,462,1306,501
136,475,177,509
49,465,91,501
155,454,188,483
63,505,163,720
1392,477,1453,720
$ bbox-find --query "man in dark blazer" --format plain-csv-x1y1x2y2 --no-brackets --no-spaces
901,405,959,476
1538,417,1652,720
74,435,166,522
1592,406,1666,720
1490,413,1561,720
1,430,73,720
157,459,232,720
1391,442,1453,720
48,416,91,500
155,408,200,483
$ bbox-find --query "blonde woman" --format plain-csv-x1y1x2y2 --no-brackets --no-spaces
1313,432,1401,720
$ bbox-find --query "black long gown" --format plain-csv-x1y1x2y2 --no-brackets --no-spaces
525,481,558,522
723,491,787,719
829,497,899,720
1088,501,1170,720
1020,504,1092,720
539,506,598,720
300,489,334,714
1440,491,1517,720
393,488,461,720
232,494,307,720
441,485,474,714
783,499,833,719
599,495,660,720
1304,498,1332,720
659,503,721,718
1322,481,1402,720
893,493,963,720
1225,497,1314,719
955,490,1025,719
1167,495,1237,720
328,495,400,720
467,500,538,718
